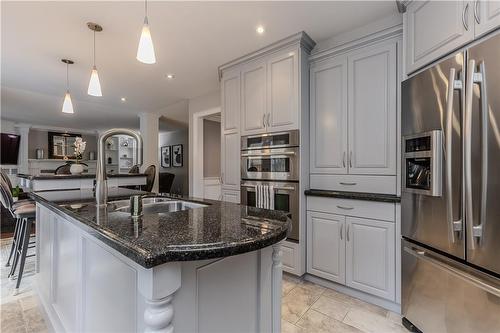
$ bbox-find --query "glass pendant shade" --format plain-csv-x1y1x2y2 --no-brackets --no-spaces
62,91,74,114
88,66,102,96
136,17,156,64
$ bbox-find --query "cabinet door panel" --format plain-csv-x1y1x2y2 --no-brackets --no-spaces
221,132,240,190
221,189,240,203
310,57,348,175
221,69,240,133
267,51,298,131
475,0,500,37
348,42,396,175
346,217,395,301
307,211,346,284
241,62,267,135
405,0,474,74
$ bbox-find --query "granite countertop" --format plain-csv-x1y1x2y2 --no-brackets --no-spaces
18,173,146,180
305,189,401,203
29,189,291,269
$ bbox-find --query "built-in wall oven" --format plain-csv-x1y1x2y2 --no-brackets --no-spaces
241,130,300,241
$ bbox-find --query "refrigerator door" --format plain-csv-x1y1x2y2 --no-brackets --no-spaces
465,32,500,275
402,52,465,259
402,239,500,333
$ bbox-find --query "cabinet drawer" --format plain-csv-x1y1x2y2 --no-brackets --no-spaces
310,174,396,194
307,196,395,222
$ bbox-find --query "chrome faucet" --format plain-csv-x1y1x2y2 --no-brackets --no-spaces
96,128,143,206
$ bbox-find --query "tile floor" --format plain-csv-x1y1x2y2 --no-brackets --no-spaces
0,238,406,333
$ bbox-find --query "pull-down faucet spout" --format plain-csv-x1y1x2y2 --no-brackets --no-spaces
96,128,143,206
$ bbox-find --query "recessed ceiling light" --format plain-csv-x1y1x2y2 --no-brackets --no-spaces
166,73,175,80
256,26,265,34
121,97,126,102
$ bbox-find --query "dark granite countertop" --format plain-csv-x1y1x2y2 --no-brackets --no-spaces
305,189,401,203
29,189,291,269
18,173,146,180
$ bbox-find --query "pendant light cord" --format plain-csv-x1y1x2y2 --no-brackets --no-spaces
145,0,148,18
93,30,96,67
66,63,69,91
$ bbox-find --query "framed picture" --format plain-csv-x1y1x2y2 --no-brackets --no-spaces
172,144,183,167
161,146,171,168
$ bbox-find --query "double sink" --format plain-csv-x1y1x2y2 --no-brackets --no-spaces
109,196,208,215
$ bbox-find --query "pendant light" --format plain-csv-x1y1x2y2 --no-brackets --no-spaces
136,0,156,64
61,59,74,114
87,22,103,96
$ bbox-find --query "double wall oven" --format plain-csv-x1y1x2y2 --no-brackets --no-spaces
241,130,300,241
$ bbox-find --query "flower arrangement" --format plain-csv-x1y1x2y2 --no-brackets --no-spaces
74,137,87,163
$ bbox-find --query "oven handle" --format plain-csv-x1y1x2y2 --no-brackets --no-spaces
241,184,296,191
241,151,296,157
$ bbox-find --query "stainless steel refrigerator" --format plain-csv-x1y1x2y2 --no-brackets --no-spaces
401,30,500,333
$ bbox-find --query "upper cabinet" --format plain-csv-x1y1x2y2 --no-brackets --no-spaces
309,38,398,193
475,0,500,37
239,48,300,135
221,68,240,133
404,0,500,75
241,60,267,134
310,56,348,175
267,51,299,132
348,43,396,175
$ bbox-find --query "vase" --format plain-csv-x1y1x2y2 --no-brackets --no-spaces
70,163,84,175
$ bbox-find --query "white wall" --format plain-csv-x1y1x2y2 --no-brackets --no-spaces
188,90,221,195
203,119,221,178
158,129,189,195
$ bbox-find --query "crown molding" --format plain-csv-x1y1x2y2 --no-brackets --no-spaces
14,122,98,135
309,23,403,63
218,31,316,80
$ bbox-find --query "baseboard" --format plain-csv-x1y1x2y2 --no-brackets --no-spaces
304,274,401,314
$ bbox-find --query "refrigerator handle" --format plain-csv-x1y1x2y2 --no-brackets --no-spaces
445,67,463,243
465,59,487,249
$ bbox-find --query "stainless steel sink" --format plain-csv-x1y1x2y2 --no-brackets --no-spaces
109,196,207,214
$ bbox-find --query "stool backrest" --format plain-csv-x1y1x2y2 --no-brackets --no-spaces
55,164,72,175
0,170,13,192
143,165,156,192
0,178,14,210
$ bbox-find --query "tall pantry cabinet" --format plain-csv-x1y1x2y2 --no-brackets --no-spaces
219,32,316,275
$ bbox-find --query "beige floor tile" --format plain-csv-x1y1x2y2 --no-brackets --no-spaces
297,309,363,333
282,284,324,324
23,307,47,332
323,288,388,317
282,278,297,296
311,295,351,321
343,308,407,333
18,295,38,312
386,311,403,324
282,319,306,333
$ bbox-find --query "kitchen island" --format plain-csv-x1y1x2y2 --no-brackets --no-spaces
30,188,290,332
18,173,146,192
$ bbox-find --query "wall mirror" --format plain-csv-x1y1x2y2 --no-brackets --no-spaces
48,131,81,159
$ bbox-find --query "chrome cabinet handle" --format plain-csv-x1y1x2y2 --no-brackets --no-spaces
266,113,271,127
337,205,354,210
462,3,470,30
342,152,346,168
349,151,353,168
340,224,343,240
465,59,474,249
262,114,266,128
241,151,296,157
339,182,357,186
346,224,350,242
445,67,463,243
474,0,480,24
221,172,224,184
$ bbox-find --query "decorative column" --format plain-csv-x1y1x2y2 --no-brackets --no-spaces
138,113,160,193
15,124,31,174
271,243,283,333
138,262,181,333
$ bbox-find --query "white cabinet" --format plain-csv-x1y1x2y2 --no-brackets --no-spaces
405,1,474,74
221,69,240,133
221,131,240,191
348,43,396,175
475,0,500,37
346,217,395,301
309,39,398,192
307,211,345,284
241,61,267,135
306,196,396,302
310,56,348,175
240,49,300,135
267,51,299,132
221,189,240,203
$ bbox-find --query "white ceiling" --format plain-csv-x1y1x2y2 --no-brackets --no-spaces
1,1,397,130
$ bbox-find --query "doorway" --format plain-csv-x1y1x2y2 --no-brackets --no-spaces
191,107,222,199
